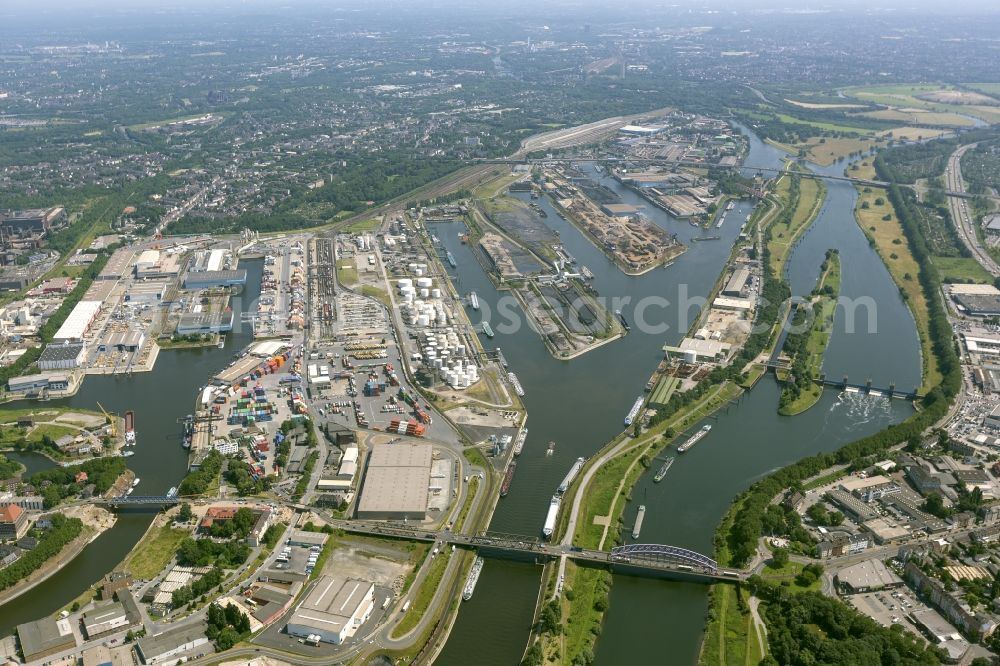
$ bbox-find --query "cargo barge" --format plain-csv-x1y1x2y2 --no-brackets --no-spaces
615,309,630,332
653,457,675,482
469,291,480,310
507,371,524,397
624,396,644,426
124,411,136,447
632,505,646,539
677,424,712,453
463,557,484,601
542,495,562,539
692,235,721,242
446,251,457,268
513,428,528,456
558,457,586,494
500,460,517,497
482,322,495,338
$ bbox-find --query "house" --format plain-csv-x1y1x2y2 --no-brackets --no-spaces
816,533,871,558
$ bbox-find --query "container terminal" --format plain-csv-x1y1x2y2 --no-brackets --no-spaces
677,424,712,453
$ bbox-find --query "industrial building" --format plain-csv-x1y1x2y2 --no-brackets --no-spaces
135,623,210,665
81,602,132,638
81,644,133,666
97,247,136,281
835,558,903,594
176,311,234,335
287,529,329,549
183,269,247,289
601,203,640,217
52,300,102,342
0,207,64,235
356,443,433,520
663,338,732,363
16,616,77,662
722,268,750,297
6,373,71,395
37,342,86,370
99,330,145,353
124,282,167,303
134,250,180,279
286,576,375,645
947,283,1000,316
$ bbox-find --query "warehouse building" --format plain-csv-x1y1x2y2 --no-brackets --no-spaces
52,300,102,342
601,203,641,217
722,268,750,297
81,602,132,638
134,250,180,279
6,373,71,395
176,311,234,335
99,330,145,353
286,576,375,645
16,616,77,662
356,443,433,520
136,622,210,665
98,247,136,281
38,342,86,370
81,644,133,666
947,284,1000,317
287,529,328,549
125,282,167,303
183,269,247,289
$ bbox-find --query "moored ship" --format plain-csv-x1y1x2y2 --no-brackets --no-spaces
124,411,136,447
513,428,528,456
677,424,712,453
446,251,457,268
500,461,517,496
469,291,480,310
624,396,644,426
463,557,484,601
542,495,562,539
482,321,495,338
653,457,675,482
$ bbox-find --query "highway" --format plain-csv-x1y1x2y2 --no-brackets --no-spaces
945,144,1000,276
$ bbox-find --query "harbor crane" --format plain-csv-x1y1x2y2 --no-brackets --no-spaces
96,402,117,438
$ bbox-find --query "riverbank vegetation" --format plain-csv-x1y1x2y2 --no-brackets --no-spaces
853,161,941,392
698,584,764,666
122,522,191,579
0,513,83,592
29,456,126,508
703,139,962,665
777,250,841,415
178,449,223,496
768,169,826,276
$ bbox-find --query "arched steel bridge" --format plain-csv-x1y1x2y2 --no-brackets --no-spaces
610,544,719,570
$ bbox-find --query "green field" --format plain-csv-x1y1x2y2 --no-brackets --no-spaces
122,524,190,579
698,585,764,666
931,256,993,284
768,170,825,275
774,113,873,135
648,375,679,407
336,262,358,286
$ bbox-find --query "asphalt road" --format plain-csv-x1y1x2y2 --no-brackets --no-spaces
945,144,999,276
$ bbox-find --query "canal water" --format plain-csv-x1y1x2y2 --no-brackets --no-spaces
437,127,920,665
0,260,263,635
0,125,923,663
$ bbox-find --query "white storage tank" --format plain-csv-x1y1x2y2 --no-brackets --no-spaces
417,315,430,327
420,288,430,298
431,289,442,298
416,277,433,288
397,278,413,289
683,350,698,364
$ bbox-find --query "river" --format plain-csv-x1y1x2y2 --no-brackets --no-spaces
436,126,920,665
0,125,922,663
0,260,263,635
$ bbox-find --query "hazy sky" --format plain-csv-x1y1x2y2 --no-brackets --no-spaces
3,0,1000,13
